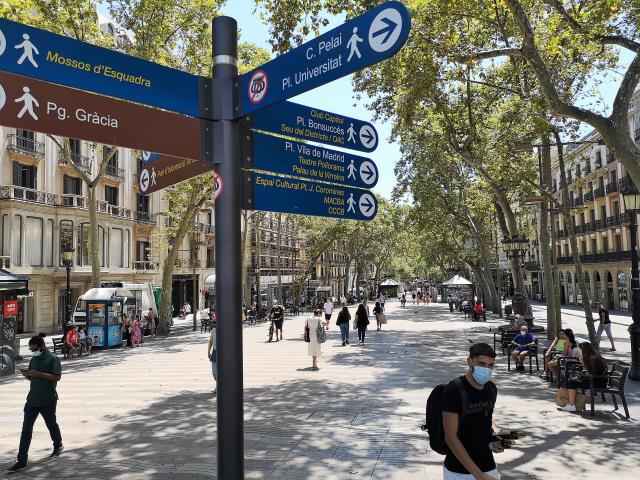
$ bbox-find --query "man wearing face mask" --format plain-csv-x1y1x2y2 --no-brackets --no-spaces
7,336,63,473
442,343,502,480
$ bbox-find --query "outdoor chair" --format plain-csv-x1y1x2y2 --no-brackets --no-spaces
578,361,631,418
507,338,539,373
493,331,517,355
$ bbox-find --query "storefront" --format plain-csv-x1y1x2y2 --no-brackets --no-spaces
0,269,29,377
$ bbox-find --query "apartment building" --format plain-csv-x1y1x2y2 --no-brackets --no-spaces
523,91,640,311
0,127,216,334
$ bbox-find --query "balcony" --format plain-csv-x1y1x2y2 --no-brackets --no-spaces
557,230,566,238
606,183,618,194
594,187,605,199
104,164,125,182
573,196,584,207
524,261,539,271
6,134,45,160
197,223,215,235
59,194,86,208
133,261,158,272
558,250,632,265
595,219,606,230
618,176,638,194
0,185,57,205
97,200,132,219
583,191,594,203
0,256,10,269
58,150,91,174
135,211,157,224
583,164,592,174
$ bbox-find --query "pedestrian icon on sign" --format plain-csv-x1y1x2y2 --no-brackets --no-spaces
15,86,39,120
347,193,356,213
347,123,356,143
347,27,363,62
151,167,157,186
15,33,39,67
347,160,357,180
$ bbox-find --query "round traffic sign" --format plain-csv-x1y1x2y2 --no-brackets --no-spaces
248,70,268,105
141,151,152,162
0,84,5,111
359,125,378,150
0,30,6,56
212,172,224,202
358,192,377,218
139,168,150,193
359,160,378,187
368,7,403,53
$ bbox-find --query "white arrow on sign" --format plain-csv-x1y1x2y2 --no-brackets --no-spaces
359,124,377,149
359,160,377,186
141,151,152,162
358,192,376,218
0,30,5,56
368,7,403,53
139,168,150,193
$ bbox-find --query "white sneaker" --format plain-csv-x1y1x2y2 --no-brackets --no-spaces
560,404,576,412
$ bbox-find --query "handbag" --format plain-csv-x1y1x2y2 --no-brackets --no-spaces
555,388,569,407
316,323,327,343
378,313,387,324
304,322,310,343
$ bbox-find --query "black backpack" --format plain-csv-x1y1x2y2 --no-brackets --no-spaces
422,377,497,455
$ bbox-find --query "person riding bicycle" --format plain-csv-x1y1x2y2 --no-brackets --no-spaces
269,300,285,342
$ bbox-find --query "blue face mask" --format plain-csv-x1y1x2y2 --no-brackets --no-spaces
472,366,493,384
31,350,42,357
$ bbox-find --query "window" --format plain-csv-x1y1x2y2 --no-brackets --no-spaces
595,150,602,167
136,241,150,262
103,146,118,166
207,246,215,268
111,228,123,267
13,215,22,266
1,214,8,256
25,217,43,266
105,186,119,206
599,176,604,190
600,205,607,219
610,169,618,185
63,175,82,195
12,162,37,189
581,241,587,254
124,230,130,268
590,209,595,223
45,219,53,266
615,235,622,252
603,236,609,252
613,201,619,216
77,223,105,267
591,238,598,253
69,138,81,156
137,194,150,213
59,220,73,266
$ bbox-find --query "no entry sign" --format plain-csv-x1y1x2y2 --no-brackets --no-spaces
0,70,202,160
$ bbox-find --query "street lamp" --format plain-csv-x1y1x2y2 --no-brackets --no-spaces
62,245,74,331
621,188,640,381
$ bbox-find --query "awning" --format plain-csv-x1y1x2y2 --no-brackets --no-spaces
442,275,473,286
204,274,216,287
316,286,331,292
379,278,400,286
0,268,29,292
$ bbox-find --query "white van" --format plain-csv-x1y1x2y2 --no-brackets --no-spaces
72,283,158,325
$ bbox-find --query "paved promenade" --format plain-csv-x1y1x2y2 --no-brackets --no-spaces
1,301,638,479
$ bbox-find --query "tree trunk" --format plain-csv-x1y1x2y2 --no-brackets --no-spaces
256,216,262,310
555,131,597,346
539,137,558,339
87,186,101,288
478,245,501,314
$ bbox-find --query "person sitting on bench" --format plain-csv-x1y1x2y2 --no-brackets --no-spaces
510,326,535,372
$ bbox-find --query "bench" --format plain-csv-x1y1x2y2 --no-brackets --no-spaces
507,338,540,373
493,331,517,355
576,361,631,418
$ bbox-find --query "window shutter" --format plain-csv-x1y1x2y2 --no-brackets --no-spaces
12,161,20,186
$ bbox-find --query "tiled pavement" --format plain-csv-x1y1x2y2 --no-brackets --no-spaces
0,301,638,479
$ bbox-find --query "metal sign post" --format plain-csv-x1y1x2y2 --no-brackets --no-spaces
211,16,244,479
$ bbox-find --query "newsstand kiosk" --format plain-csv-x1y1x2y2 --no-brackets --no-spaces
86,297,124,348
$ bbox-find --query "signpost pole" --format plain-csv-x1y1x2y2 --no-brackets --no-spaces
212,16,244,479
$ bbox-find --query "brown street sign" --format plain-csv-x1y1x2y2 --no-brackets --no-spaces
0,70,202,160
138,155,213,195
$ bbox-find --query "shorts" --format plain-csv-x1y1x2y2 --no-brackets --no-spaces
274,319,284,330
324,314,332,320
443,467,500,480
513,348,529,354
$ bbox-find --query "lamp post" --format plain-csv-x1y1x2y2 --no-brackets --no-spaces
621,189,640,381
62,245,74,331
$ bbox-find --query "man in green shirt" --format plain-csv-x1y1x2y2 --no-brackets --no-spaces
7,336,64,473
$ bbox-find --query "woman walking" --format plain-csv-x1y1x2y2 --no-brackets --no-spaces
336,305,351,346
596,304,616,351
305,309,323,370
132,317,142,347
355,303,369,345
373,301,383,331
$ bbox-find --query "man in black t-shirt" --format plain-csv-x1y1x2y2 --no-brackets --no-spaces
442,343,503,480
269,301,285,341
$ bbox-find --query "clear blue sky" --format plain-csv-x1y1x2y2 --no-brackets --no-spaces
222,1,399,199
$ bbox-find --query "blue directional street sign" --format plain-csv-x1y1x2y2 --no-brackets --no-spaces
141,151,162,164
247,101,378,152
241,1,410,115
0,18,201,116
246,132,378,189
244,172,378,221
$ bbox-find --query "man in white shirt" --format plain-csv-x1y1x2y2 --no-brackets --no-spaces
378,293,386,312
323,299,334,330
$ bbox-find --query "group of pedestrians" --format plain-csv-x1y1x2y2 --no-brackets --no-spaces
122,308,158,348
